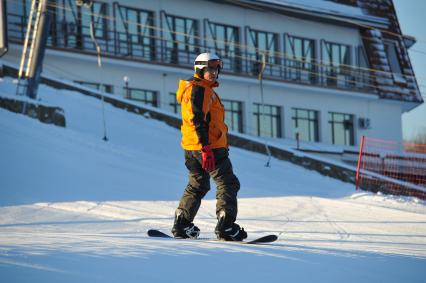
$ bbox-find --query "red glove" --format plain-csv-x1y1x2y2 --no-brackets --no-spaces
201,145,215,171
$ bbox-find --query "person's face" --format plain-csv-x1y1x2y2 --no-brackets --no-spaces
203,67,218,82
202,60,221,82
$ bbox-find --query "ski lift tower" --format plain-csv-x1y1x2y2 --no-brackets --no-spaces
0,0,8,58
16,0,53,99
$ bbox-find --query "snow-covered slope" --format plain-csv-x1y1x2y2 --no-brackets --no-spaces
0,77,425,282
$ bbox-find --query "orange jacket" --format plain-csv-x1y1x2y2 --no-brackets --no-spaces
176,74,228,150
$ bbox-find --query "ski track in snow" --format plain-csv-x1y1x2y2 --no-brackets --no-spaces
1,77,426,282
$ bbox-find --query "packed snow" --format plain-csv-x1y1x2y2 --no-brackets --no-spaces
0,77,425,282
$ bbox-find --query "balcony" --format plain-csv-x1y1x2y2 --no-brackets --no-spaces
7,13,374,94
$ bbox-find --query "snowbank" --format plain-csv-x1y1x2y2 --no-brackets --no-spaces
0,77,425,282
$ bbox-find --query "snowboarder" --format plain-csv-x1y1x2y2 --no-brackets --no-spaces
172,53,247,241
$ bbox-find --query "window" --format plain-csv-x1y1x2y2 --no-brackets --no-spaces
329,112,354,146
8,1,108,49
6,0,27,18
205,21,241,72
81,2,108,40
169,92,181,114
51,0,80,48
322,41,351,87
285,34,316,83
384,41,405,83
292,108,319,142
253,103,281,138
323,41,351,66
6,0,29,41
163,13,199,65
222,100,243,133
357,46,369,69
75,81,113,94
355,45,371,88
126,88,158,107
247,28,280,76
53,0,108,49
115,4,155,59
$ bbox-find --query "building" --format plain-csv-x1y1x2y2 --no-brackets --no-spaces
4,0,423,147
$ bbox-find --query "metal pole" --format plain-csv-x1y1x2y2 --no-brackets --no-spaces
258,52,272,167
296,132,300,150
123,76,129,99
25,0,43,78
0,0,9,57
26,0,52,99
89,14,108,142
355,135,366,191
126,80,129,99
18,0,37,80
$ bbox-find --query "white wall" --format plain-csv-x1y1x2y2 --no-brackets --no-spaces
216,75,403,144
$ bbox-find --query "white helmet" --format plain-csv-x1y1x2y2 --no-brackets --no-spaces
194,53,223,74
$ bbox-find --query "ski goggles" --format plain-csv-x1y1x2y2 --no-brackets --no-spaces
206,60,223,72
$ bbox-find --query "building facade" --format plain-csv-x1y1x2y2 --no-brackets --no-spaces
4,0,423,146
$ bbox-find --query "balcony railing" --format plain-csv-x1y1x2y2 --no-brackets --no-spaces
285,59,317,84
7,13,374,93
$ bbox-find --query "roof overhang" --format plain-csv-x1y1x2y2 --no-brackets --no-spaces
211,0,390,29
381,97,424,113
403,35,416,49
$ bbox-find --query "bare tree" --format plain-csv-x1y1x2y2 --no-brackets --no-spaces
405,128,426,153
413,129,426,144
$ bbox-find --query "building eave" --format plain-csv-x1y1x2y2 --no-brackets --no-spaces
403,35,416,49
380,97,424,113
211,0,390,29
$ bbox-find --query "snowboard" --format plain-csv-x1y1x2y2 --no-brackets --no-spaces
147,229,278,244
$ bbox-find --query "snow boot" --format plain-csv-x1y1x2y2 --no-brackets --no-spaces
215,210,247,241
171,209,200,239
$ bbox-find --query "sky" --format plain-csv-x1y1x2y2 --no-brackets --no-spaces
393,0,426,140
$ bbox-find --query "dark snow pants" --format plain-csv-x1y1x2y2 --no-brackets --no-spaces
177,148,240,223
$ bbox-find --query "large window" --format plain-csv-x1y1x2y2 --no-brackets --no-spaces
292,108,319,142
51,0,78,48
126,88,158,107
115,4,155,59
285,34,316,83
355,45,371,89
162,13,199,65
329,112,354,146
81,2,108,40
6,0,30,42
205,21,240,72
253,103,281,138
322,41,351,87
222,100,243,133
8,0,110,52
247,28,280,76
75,81,113,94
384,40,405,83
53,0,108,49
357,45,369,69
169,92,181,114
